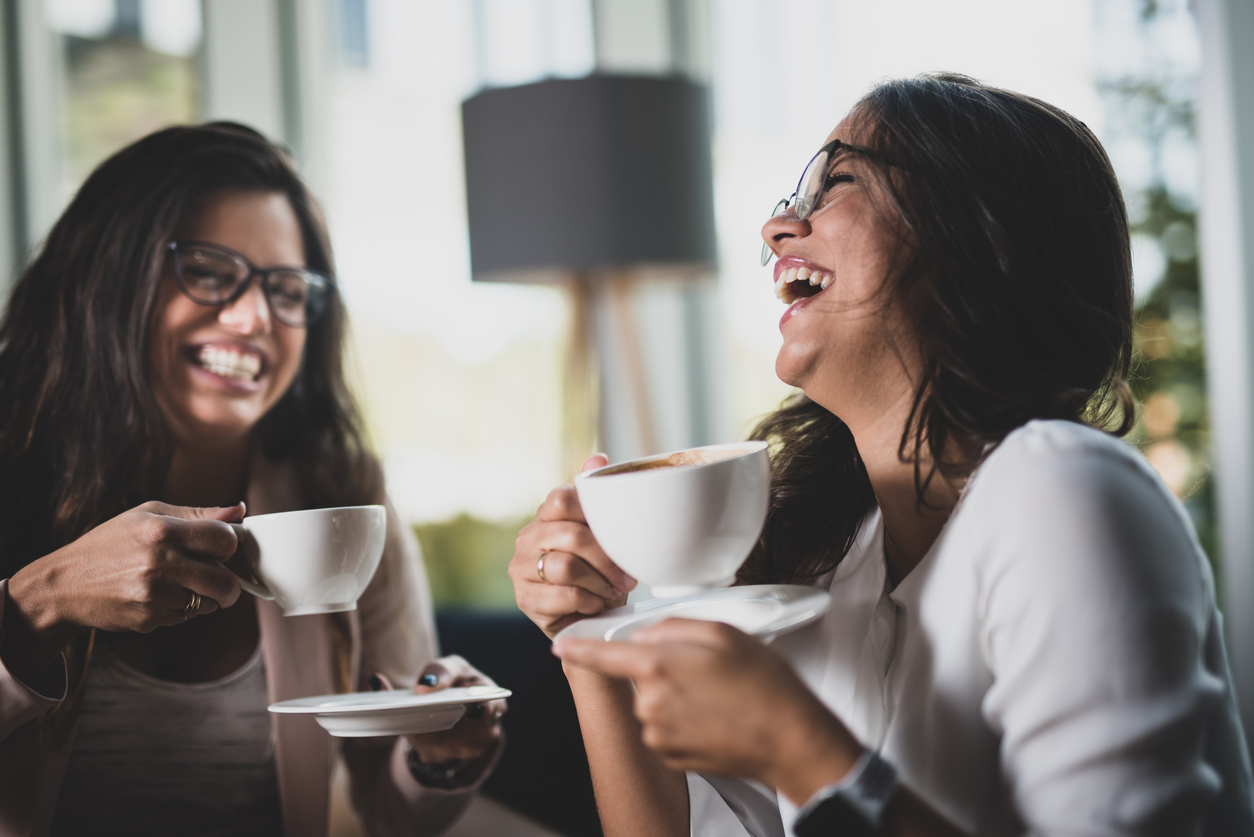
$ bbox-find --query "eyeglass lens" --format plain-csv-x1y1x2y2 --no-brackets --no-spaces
176,244,332,327
760,144,839,266
794,147,831,220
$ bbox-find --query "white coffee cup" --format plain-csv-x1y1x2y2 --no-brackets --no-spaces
574,442,770,598
226,505,387,616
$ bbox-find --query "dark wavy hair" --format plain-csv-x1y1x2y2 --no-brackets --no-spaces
0,122,377,579
738,74,1134,586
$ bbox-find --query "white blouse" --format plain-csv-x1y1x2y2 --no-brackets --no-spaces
689,419,1254,836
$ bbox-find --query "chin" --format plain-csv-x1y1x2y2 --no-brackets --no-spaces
774,348,808,389
179,404,266,444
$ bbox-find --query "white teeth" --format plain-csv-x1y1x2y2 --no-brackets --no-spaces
197,346,261,381
797,267,810,281
774,277,786,298
809,272,822,286
820,276,832,289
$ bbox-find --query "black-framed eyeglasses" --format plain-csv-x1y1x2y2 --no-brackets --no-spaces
167,240,335,328
760,139,875,266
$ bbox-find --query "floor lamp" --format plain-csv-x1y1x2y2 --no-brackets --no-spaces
462,75,717,474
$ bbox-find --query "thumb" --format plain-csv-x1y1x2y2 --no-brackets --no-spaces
146,501,247,523
191,502,247,524
580,453,609,474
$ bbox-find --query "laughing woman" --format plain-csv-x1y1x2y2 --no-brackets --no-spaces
0,123,503,836
509,75,1254,836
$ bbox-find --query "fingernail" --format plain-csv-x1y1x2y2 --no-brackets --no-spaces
419,672,439,688
624,576,639,591
611,588,624,598
367,674,383,691
465,704,485,720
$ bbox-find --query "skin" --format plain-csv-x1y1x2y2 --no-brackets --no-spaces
510,119,972,835
2,189,499,776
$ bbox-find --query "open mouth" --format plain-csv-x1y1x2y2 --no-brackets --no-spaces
191,345,264,383
774,266,832,305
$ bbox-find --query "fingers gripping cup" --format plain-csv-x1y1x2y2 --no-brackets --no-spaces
575,442,770,598
226,505,387,616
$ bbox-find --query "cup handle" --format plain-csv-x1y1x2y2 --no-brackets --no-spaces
226,523,276,601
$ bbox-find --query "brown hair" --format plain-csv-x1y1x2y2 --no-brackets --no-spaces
0,122,379,576
739,74,1133,586
0,124,381,739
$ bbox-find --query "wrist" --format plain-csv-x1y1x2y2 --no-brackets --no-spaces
2,579,77,692
768,692,863,806
7,560,80,651
793,750,899,837
404,739,495,790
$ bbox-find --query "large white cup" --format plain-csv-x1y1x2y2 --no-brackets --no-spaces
227,505,387,616
575,442,770,598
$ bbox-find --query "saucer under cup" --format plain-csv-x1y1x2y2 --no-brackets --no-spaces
269,685,512,737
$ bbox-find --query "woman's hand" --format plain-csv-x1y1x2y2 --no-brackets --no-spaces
554,617,863,805
370,655,506,788
2,501,244,682
509,454,638,639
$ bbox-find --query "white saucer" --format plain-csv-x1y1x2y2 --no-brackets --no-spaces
269,685,511,738
554,584,831,644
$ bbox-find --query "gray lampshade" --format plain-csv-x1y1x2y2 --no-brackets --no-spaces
462,74,717,282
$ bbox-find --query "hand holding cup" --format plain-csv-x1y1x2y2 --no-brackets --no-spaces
509,454,639,640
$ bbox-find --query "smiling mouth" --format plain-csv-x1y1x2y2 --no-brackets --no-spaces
774,266,832,305
193,345,263,382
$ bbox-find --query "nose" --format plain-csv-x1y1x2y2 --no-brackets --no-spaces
217,281,271,334
761,206,810,262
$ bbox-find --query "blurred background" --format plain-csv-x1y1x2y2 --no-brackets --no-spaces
1,1,1253,830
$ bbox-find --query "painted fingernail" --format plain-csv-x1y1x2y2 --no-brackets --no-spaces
419,672,439,688
465,704,485,720
367,674,383,691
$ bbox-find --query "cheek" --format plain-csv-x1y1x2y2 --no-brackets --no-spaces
275,330,307,385
150,295,198,370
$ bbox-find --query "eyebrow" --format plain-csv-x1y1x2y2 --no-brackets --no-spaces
831,140,909,173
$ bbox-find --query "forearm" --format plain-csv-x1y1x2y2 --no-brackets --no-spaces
565,663,689,837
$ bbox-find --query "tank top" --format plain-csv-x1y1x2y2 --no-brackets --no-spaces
50,638,282,836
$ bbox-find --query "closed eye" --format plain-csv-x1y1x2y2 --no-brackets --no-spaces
823,172,854,191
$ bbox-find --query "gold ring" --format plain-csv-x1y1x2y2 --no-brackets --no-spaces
537,551,550,584
182,591,202,621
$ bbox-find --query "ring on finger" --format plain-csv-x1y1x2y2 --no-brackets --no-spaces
537,551,550,584
182,591,203,621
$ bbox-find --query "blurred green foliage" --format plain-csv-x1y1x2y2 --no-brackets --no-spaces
415,514,531,610
1124,188,1213,558
1098,0,1215,575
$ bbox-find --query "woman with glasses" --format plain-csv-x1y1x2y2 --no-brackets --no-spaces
508,74,1254,836
0,123,502,836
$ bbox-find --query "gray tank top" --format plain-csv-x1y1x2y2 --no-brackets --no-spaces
51,639,282,836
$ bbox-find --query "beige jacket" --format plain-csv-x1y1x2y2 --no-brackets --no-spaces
0,454,489,836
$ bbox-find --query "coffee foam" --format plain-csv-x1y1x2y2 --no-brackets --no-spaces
594,446,753,477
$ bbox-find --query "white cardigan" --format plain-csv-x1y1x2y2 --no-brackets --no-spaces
689,419,1254,836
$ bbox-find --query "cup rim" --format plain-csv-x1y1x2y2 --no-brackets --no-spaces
242,504,385,523
575,441,768,483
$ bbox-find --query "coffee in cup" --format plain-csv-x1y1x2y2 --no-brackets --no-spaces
226,505,387,616
575,442,769,597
